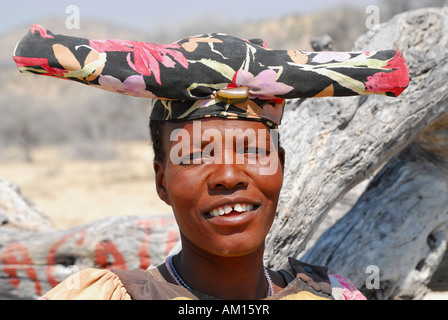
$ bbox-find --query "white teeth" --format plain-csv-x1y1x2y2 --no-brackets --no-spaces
208,203,255,216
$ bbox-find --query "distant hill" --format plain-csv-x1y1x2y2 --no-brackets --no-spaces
237,6,367,50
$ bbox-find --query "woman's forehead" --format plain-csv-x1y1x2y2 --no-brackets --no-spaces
164,118,276,143
165,118,272,132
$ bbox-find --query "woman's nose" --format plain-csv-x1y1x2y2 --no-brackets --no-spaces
207,163,249,190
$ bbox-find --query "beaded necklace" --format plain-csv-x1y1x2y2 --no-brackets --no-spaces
165,255,274,298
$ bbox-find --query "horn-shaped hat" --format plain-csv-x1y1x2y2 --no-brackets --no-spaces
13,24,409,127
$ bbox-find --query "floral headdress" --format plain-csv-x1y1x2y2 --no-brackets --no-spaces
13,24,409,128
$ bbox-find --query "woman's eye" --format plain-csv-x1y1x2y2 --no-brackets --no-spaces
190,152,202,160
179,152,202,164
239,147,258,154
179,151,214,164
243,147,270,156
245,147,258,154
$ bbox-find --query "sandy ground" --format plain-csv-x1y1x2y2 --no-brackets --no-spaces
0,141,172,229
423,291,448,300
0,141,446,299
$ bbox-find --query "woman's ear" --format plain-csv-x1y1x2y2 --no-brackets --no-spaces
278,147,285,174
153,160,171,206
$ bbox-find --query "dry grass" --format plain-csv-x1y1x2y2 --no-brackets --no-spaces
0,141,172,229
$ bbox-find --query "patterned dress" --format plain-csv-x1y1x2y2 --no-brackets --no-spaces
41,258,366,300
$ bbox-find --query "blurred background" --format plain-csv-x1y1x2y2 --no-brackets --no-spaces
1,0,447,229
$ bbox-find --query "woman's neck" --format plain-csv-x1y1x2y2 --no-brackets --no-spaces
172,239,269,300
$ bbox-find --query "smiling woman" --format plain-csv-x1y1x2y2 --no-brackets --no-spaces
159,120,282,250
12,24,408,300
149,118,285,299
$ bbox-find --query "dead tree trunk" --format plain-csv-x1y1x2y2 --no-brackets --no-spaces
0,178,52,231
428,248,448,292
264,7,448,299
303,115,448,300
0,212,179,299
0,179,179,300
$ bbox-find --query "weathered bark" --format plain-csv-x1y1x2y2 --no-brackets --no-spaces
0,178,179,300
0,214,179,299
303,115,448,300
264,7,448,277
428,248,448,291
0,178,52,231
263,7,448,299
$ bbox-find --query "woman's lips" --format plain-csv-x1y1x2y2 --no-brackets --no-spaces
207,203,255,217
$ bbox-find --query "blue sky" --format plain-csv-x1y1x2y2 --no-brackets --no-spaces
0,0,379,36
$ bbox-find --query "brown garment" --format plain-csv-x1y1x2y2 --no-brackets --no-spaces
110,258,334,300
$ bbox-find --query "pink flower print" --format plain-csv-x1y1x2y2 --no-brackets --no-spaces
311,51,351,64
262,102,284,125
14,56,67,77
98,75,156,98
89,39,188,85
30,24,54,39
234,69,293,100
365,50,409,97
329,274,367,300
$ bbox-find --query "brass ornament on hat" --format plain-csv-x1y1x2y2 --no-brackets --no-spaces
216,86,249,104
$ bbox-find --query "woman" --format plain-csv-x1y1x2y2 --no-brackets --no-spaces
41,116,362,300
13,25,409,300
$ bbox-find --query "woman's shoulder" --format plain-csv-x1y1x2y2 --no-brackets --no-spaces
42,266,196,300
281,258,366,300
328,273,367,300
42,268,131,300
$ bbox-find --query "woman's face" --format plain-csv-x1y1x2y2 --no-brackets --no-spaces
154,118,284,257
